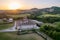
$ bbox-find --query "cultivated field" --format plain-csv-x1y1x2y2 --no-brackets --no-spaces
7,14,30,18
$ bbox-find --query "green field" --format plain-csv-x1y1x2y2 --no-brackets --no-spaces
0,32,44,40
7,14,30,18
0,23,13,30
38,14,60,18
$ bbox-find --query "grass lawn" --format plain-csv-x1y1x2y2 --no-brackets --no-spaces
0,23,13,30
0,32,44,40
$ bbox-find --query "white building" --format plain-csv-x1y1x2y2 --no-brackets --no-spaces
0,19,2,21
31,20,43,25
16,18,39,30
8,18,13,22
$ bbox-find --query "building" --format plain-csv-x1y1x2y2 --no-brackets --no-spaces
0,19,2,21
8,18,13,22
16,17,39,30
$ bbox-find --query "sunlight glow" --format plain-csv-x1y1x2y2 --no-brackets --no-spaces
8,2,21,10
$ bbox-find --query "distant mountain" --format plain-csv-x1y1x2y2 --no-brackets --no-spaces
51,6,60,14
24,6,60,16
39,6,60,14
0,6,60,15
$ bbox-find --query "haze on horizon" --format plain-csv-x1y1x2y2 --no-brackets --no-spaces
0,0,60,10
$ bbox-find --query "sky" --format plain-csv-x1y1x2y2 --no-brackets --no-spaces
0,0,60,10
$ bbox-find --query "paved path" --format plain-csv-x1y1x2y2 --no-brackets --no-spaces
36,31,53,40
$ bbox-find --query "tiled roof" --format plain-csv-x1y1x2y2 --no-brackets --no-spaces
16,19,35,26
